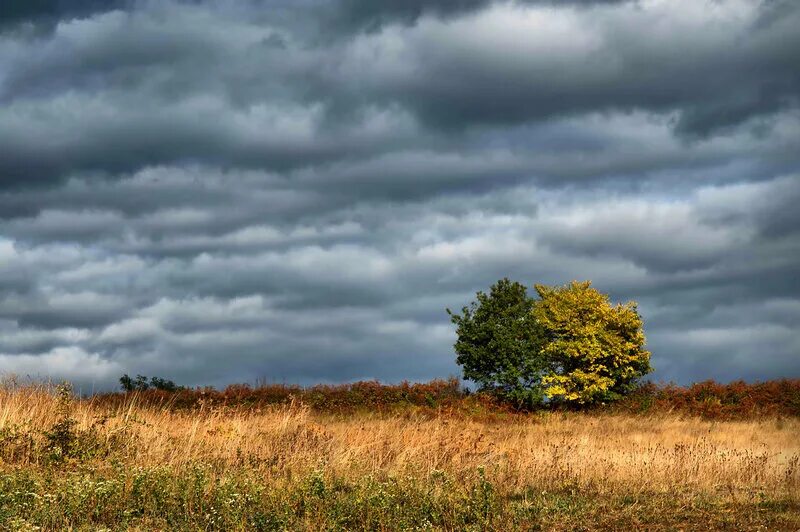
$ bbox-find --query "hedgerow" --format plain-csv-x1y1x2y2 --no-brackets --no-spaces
93,377,800,420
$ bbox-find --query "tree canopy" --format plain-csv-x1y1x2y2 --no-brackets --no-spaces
447,278,546,407
448,279,651,406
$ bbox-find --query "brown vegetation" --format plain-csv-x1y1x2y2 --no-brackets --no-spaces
91,377,800,420
6,383,800,492
1,379,799,529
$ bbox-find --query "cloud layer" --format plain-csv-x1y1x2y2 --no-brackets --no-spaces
1,0,798,390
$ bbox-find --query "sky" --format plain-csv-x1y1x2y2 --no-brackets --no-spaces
0,0,798,391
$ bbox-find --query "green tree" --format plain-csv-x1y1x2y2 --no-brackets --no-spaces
448,279,652,407
447,278,547,407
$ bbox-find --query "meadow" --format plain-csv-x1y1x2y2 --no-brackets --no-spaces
0,379,798,530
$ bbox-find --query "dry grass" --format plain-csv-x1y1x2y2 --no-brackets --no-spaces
3,383,798,495
1,382,799,530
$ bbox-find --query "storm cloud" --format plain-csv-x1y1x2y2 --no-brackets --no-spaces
0,0,798,390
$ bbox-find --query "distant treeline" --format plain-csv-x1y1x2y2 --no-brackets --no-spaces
94,377,800,420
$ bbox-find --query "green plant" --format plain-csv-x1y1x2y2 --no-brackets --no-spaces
41,382,115,463
42,382,78,462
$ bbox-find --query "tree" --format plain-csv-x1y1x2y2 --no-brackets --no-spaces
447,278,547,407
533,281,651,404
119,374,134,392
119,374,182,392
149,376,180,392
119,374,150,392
448,279,652,407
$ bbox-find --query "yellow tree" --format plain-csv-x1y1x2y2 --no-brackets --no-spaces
533,281,651,405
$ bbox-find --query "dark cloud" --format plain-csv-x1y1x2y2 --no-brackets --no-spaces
0,0,798,390
0,0,129,28
369,4,799,136
2,0,799,190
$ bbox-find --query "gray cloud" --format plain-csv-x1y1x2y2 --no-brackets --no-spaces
0,0,798,390
2,0,799,190
342,1,800,136
331,0,633,32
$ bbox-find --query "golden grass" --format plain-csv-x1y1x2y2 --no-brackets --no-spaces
2,382,798,504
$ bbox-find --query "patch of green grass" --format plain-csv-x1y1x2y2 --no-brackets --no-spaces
0,466,797,531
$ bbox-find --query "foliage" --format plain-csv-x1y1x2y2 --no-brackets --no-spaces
120,374,181,392
533,281,652,404
119,374,149,392
447,278,547,408
149,376,181,392
100,378,479,416
90,377,800,419
448,279,651,406
38,383,117,464
613,379,800,420
41,383,79,462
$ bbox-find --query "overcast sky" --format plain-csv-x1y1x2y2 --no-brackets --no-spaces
1,0,798,391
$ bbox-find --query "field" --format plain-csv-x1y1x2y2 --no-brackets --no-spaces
0,380,799,531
